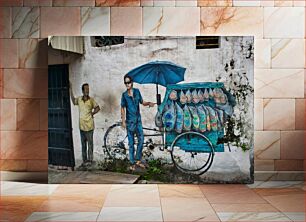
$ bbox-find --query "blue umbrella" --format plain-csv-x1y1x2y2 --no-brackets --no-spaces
126,61,186,104
127,61,186,87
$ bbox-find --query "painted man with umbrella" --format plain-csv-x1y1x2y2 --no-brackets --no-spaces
120,61,186,171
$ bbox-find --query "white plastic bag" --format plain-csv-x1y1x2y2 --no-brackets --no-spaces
169,90,178,101
192,89,200,104
197,105,207,132
186,90,192,103
203,89,209,101
180,90,187,105
198,90,204,102
206,106,218,131
209,88,214,99
189,106,200,131
162,102,176,131
183,105,191,131
175,102,184,133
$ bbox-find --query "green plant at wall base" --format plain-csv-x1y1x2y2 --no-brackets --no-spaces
97,158,130,174
97,157,168,181
142,159,165,181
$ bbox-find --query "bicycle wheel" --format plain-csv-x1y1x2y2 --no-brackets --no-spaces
170,132,214,175
103,123,129,160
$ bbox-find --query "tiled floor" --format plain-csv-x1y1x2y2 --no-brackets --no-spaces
0,181,305,221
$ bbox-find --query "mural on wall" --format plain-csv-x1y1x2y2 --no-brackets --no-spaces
48,36,254,184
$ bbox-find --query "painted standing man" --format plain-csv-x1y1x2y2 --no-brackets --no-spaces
70,82,100,166
121,75,155,171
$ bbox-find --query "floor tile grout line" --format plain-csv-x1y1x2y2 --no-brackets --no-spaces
258,194,295,217
247,185,273,205
200,184,278,205
157,184,164,222
253,187,304,210
216,212,295,222
95,184,112,221
254,188,305,220
22,211,102,222
198,185,223,222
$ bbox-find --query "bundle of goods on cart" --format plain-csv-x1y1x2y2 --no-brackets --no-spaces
155,82,236,134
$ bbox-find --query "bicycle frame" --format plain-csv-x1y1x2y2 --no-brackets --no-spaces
142,127,166,151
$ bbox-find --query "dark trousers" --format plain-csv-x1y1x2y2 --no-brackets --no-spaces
80,130,94,162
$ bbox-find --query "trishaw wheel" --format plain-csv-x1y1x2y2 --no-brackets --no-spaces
103,123,129,160
170,131,214,175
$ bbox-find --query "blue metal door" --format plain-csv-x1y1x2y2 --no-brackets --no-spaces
48,64,75,168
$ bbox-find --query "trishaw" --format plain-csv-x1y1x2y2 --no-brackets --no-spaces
103,82,235,175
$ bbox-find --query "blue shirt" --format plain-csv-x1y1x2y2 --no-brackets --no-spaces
121,88,143,124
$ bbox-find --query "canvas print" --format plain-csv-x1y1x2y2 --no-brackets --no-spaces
48,36,254,184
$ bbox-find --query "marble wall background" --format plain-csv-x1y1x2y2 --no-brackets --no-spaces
0,0,305,180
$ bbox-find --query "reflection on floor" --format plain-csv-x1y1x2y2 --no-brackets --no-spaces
0,181,305,221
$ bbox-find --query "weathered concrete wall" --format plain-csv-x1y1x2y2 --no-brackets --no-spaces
68,36,254,182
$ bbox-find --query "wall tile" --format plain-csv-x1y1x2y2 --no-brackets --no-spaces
24,0,52,6
143,7,200,35
293,0,305,6
17,99,40,130
260,0,274,6
233,0,260,6
275,160,304,171
0,159,27,171
280,131,305,160
176,0,197,6
12,7,40,38
141,0,153,6
198,0,232,6
40,7,80,38
96,0,140,6
81,7,110,35
3,69,48,99
254,160,274,171
295,99,305,130
254,99,263,130
263,99,295,130
110,7,142,36
0,0,22,6
0,39,18,68
255,69,304,98
264,7,305,38
255,131,280,160
19,39,48,68
304,70,306,98
40,99,48,130
271,39,305,68
0,69,3,98
27,159,48,171
200,7,263,38
274,0,293,6
154,0,175,6
0,131,48,159
254,39,271,68
0,7,11,38
53,0,95,6
0,99,16,131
